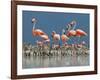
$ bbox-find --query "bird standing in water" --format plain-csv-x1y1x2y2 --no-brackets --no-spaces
51,31,60,48
61,29,69,46
32,18,45,36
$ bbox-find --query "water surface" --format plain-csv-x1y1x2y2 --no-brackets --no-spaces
22,54,89,69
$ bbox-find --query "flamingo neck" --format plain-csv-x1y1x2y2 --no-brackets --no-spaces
62,29,65,35
33,22,36,29
52,32,56,36
72,26,76,30
72,23,76,30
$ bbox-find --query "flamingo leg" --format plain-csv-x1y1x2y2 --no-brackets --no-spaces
72,23,76,30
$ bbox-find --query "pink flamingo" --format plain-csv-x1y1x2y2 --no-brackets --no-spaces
32,18,45,36
51,31,60,47
76,29,87,44
40,34,50,47
61,29,69,46
66,30,76,46
65,30,77,55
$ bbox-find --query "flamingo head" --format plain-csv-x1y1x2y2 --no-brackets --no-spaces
51,31,56,37
32,18,37,23
52,31,56,34
71,20,76,25
62,29,66,34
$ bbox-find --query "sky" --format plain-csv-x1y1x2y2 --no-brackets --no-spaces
22,10,90,47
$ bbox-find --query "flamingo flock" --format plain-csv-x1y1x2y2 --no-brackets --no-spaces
31,18,87,48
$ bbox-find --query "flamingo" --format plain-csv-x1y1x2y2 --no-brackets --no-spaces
40,34,50,47
32,18,50,48
65,20,76,40
61,29,69,46
67,30,76,37
67,30,77,55
32,18,45,36
51,31,60,47
76,29,87,44
64,20,77,45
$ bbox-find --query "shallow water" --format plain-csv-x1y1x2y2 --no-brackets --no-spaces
22,54,89,69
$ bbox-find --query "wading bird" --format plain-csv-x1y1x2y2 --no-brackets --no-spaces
32,18,45,36
51,31,60,48
61,29,69,46
40,34,50,47
76,29,87,44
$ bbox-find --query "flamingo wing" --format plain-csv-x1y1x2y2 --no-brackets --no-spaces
40,35,49,40
32,29,45,36
76,29,87,36
67,30,76,37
